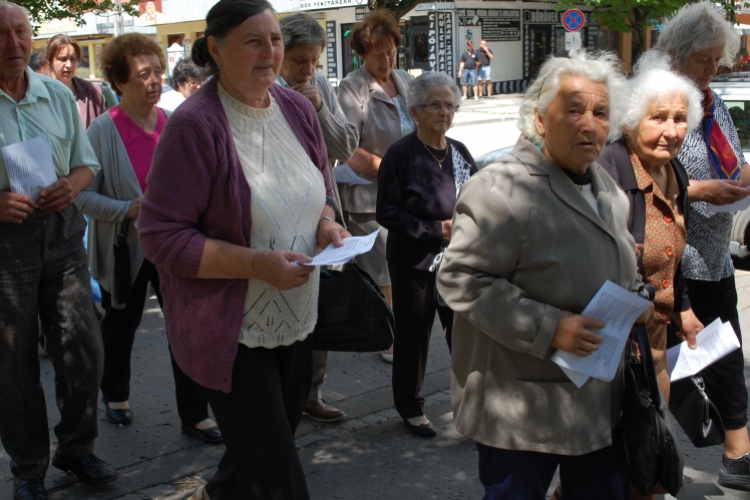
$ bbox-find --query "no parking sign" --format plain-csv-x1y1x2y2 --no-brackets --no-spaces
562,9,585,32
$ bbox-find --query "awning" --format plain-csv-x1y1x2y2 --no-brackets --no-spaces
735,23,750,36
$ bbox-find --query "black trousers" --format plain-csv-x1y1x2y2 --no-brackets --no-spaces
390,264,453,420
681,276,748,430
100,259,209,426
199,337,313,500
0,207,103,480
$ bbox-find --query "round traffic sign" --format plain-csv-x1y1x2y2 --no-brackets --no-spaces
562,9,585,32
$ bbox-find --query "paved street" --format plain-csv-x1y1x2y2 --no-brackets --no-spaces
2,101,750,499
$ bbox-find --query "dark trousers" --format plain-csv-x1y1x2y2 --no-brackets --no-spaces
199,337,313,500
100,259,209,426
0,207,103,480
682,276,748,430
476,430,630,500
390,264,453,419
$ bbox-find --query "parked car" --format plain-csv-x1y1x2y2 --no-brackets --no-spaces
711,75,750,259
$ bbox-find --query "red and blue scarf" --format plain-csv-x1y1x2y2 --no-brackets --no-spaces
702,88,740,180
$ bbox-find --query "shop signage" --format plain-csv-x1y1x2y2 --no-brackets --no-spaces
427,11,454,76
326,21,337,79
415,2,454,11
480,10,520,41
355,6,368,20
562,9,585,32
300,0,366,10
523,9,561,24
37,18,78,35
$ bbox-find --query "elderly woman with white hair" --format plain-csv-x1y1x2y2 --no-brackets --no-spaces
437,51,648,498
657,3,750,490
597,52,702,498
376,71,476,437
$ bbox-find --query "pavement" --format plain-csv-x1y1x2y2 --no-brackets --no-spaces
451,93,523,128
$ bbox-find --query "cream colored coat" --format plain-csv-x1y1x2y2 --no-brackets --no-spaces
437,137,638,456
336,64,412,214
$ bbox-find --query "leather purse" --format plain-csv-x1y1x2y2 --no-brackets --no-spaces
312,261,394,352
112,219,132,304
669,375,725,448
622,323,684,496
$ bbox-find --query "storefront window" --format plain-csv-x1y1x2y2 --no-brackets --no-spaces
408,16,430,71
75,45,90,79
341,23,362,78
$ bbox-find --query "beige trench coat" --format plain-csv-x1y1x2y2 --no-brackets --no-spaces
336,64,412,214
437,137,638,456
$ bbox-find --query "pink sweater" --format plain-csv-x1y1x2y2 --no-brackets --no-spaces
138,78,332,392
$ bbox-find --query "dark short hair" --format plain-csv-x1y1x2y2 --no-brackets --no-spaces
172,57,204,86
47,34,81,64
350,10,402,57
29,48,47,71
102,33,166,96
192,0,274,75
280,13,326,52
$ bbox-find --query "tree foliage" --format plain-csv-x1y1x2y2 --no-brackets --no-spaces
16,0,138,28
555,0,750,63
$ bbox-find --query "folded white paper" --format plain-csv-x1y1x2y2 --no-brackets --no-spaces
667,318,740,382
706,194,750,213
2,136,57,202
299,228,380,266
334,164,372,185
552,280,652,388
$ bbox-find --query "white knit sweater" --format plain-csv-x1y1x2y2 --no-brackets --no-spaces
219,84,326,349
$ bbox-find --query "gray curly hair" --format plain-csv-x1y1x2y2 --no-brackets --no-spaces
656,2,739,70
279,13,326,52
517,50,626,147
406,71,462,110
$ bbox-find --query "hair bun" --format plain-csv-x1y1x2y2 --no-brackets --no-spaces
191,37,213,68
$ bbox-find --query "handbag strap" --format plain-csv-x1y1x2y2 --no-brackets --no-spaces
632,323,666,411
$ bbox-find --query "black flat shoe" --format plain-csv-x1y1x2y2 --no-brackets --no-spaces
102,398,132,425
181,423,224,444
403,419,436,437
52,452,117,485
14,479,46,500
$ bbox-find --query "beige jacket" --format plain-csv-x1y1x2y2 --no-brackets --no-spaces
337,65,413,214
437,137,638,456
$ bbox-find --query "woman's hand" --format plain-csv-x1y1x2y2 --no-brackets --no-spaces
127,196,142,219
252,250,315,291
687,179,750,205
550,311,606,357
673,308,704,349
441,219,453,242
316,218,351,250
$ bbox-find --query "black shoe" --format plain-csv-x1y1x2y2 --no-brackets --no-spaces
51,452,117,485
182,423,224,444
13,479,46,500
719,453,750,491
403,419,436,438
103,399,132,425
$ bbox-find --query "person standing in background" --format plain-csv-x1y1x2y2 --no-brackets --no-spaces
278,12,359,423
29,48,49,76
158,57,205,111
475,39,494,98
458,40,478,100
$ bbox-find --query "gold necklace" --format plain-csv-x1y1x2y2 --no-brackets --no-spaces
420,138,449,169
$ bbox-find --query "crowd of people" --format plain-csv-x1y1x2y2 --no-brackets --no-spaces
0,0,749,499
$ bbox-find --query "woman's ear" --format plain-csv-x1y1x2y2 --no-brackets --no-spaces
207,36,222,70
410,106,419,122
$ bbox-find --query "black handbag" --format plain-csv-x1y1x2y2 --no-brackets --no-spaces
669,375,725,448
312,261,394,352
622,323,684,496
112,219,132,304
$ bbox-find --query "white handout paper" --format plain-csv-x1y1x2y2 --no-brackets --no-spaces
667,318,740,382
1,136,57,202
333,164,372,185
299,229,380,266
552,280,652,388
706,195,750,213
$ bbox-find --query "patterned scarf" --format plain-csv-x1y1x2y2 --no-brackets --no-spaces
702,87,739,180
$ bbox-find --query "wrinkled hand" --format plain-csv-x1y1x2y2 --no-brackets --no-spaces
694,179,749,205
551,311,606,357
635,244,643,261
292,83,323,112
0,192,35,224
674,308,703,349
317,219,350,250
252,250,315,291
441,219,453,242
38,177,76,212
127,196,142,220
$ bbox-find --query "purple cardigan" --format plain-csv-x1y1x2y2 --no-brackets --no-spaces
139,77,333,392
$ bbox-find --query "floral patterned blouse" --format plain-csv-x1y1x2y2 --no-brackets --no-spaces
630,148,687,324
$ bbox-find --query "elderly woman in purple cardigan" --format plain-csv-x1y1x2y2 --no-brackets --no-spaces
137,1,349,499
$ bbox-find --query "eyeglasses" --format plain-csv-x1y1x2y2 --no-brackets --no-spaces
419,101,458,113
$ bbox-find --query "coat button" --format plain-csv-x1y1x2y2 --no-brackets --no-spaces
662,279,670,289
665,247,674,257
664,215,673,223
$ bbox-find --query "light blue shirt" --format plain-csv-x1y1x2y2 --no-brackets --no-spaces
0,68,101,192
